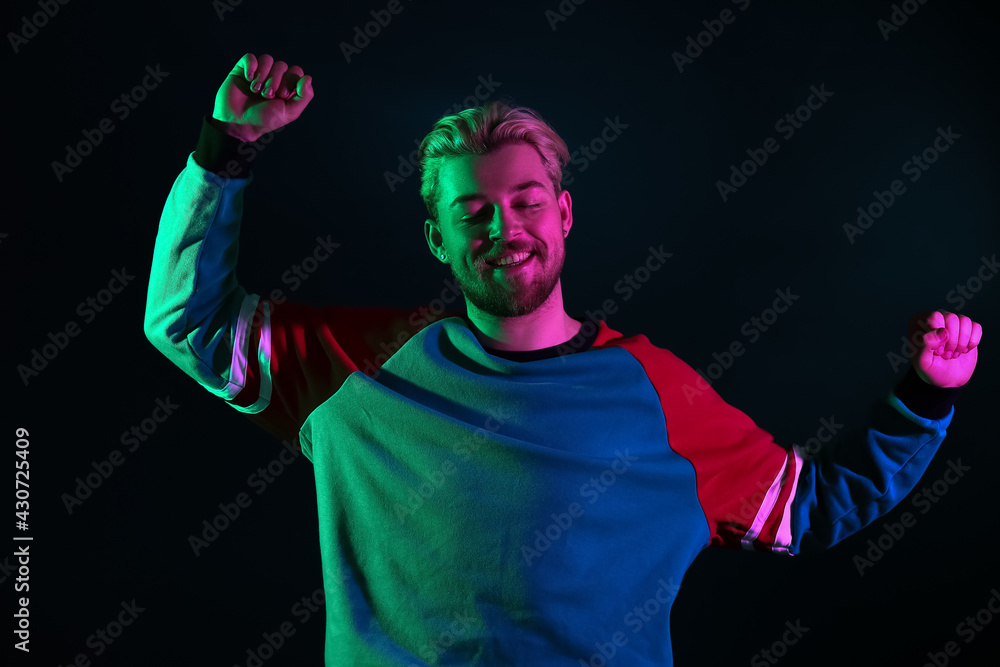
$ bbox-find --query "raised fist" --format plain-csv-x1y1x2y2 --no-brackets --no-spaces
212,52,314,142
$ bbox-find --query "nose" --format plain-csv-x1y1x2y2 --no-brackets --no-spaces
488,204,522,242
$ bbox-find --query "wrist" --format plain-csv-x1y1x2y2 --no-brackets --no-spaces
208,115,261,142
195,115,254,178
893,365,963,420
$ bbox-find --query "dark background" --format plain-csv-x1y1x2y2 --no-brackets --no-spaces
4,0,998,665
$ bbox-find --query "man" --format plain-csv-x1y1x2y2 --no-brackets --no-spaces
144,53,983,665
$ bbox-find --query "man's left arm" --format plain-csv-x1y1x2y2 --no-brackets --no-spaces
657,310,982,555
788,310,982,554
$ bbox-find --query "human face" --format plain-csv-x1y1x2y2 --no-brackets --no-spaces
427,142,572,318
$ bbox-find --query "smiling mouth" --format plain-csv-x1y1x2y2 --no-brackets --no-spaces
484,251,534,269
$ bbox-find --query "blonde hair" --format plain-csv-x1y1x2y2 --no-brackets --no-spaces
418,100,570,222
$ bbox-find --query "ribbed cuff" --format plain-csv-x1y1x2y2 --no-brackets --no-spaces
893,365,963,420
193,115,253,179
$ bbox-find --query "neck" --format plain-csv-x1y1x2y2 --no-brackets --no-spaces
465,282,581,352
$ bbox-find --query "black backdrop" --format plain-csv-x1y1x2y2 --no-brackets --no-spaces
4,0,999,665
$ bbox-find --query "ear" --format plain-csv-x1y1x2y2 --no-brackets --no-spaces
424,218,448,262
557,189,573,237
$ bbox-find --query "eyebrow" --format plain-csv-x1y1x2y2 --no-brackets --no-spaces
449,180,548,209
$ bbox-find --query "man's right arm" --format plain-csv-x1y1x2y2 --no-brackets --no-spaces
144,122,450,449
144,53,321,442
143,54,457,449
143,115,260,402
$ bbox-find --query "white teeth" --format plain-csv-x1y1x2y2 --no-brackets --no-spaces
490,252,531,267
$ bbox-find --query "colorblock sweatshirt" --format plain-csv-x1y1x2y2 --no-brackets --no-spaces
143,116,962,666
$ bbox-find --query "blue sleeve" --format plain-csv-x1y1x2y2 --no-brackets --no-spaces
790,367,963,554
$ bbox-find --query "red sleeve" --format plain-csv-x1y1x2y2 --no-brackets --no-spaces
604,334,793,552
228,298,462,450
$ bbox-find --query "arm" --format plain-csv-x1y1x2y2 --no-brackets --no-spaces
659,357,960,555
144,53,315,435
143,116,258,399
782,366,958,554
640,311,982,554
144,54,462,448
788,310,983,553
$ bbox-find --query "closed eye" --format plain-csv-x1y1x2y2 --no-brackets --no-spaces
461,210,488,222
461,203,542,221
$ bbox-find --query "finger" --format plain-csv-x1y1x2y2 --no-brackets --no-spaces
236,52,258,82
919,329,944,373
290,74,314,105
277,65,304,100
251,53,275,93
909,310,941,339
954,315,973,354
922,311,947,354
969,321,983,349
942,311,960,357
923,328,948,352
262,60,289,99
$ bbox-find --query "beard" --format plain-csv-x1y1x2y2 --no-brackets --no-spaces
449,240,565,318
